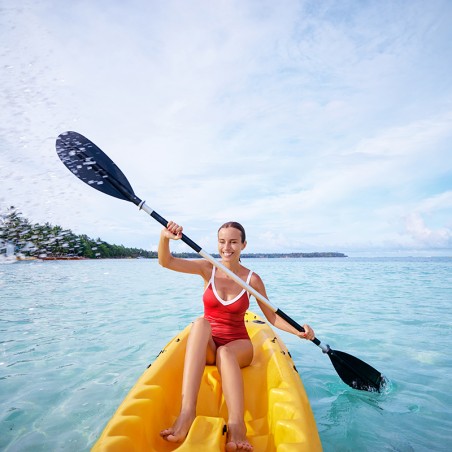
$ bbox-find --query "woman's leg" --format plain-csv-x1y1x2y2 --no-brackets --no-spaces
216,340,254,451
160,317,217,442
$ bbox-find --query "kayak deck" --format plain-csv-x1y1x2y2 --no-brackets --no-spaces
92,311,321,451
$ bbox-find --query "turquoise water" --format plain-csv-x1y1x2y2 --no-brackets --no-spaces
1,257,451,451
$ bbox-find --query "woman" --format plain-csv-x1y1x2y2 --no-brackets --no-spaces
158,220,315,451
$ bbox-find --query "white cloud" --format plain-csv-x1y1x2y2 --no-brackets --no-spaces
415,191,452,215
405,212,452,248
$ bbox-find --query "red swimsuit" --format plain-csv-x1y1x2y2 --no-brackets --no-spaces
203,266,253,347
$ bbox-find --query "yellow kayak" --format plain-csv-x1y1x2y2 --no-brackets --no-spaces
92,311,322,451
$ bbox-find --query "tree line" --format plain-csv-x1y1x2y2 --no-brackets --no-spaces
0,206,157,259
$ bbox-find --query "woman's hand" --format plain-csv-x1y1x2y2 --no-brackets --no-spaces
297,324,315,341
161,221,183,240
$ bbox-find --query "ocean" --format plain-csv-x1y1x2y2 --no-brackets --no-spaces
1,257,451,451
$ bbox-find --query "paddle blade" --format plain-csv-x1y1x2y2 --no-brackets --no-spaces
328,349,384,392
56,131,141,205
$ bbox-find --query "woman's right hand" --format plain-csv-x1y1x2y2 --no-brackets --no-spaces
161,221,183,240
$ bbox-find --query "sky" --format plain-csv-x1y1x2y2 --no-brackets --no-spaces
1,0,451,256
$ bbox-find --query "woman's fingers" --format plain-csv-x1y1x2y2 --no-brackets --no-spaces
166,221,183,239
297,324,314,340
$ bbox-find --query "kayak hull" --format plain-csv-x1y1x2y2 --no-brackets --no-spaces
92,311,322,451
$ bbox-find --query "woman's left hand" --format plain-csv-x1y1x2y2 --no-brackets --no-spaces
297,324,315,341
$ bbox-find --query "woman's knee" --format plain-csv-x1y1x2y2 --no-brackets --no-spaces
190,318,216,363
192,317,211,331
188,318,213,344
216,345,235,368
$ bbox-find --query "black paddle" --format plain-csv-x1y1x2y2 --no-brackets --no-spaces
55,131,385,392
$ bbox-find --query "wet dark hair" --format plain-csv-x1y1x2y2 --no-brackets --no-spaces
218,221,246,243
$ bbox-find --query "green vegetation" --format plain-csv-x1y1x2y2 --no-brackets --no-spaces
0,206,156,259
1,206,347,259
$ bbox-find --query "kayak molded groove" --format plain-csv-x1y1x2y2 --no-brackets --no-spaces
92,311,322,451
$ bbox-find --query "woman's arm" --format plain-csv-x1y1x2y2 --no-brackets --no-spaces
158,221,211,279
251,273,315,340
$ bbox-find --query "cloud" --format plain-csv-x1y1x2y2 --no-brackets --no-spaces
403,191,452,249
405,212,452,249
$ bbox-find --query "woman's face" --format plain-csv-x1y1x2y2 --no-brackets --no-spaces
218,227,246,262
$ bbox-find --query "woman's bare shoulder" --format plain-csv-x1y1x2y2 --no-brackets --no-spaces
249,271,264,287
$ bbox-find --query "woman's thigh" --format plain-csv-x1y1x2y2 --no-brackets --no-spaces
217,339,253,369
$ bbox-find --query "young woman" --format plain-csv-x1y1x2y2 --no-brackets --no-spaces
158,220,315,451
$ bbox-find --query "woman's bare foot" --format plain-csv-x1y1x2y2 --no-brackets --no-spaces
225,422,253,451
160,411,196,443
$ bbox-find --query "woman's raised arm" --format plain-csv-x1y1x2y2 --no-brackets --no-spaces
158,221,211,279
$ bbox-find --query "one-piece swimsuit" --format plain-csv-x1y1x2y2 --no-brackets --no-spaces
203,266,253,347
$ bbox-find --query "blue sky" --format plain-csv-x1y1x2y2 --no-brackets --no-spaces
1,0,451,256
